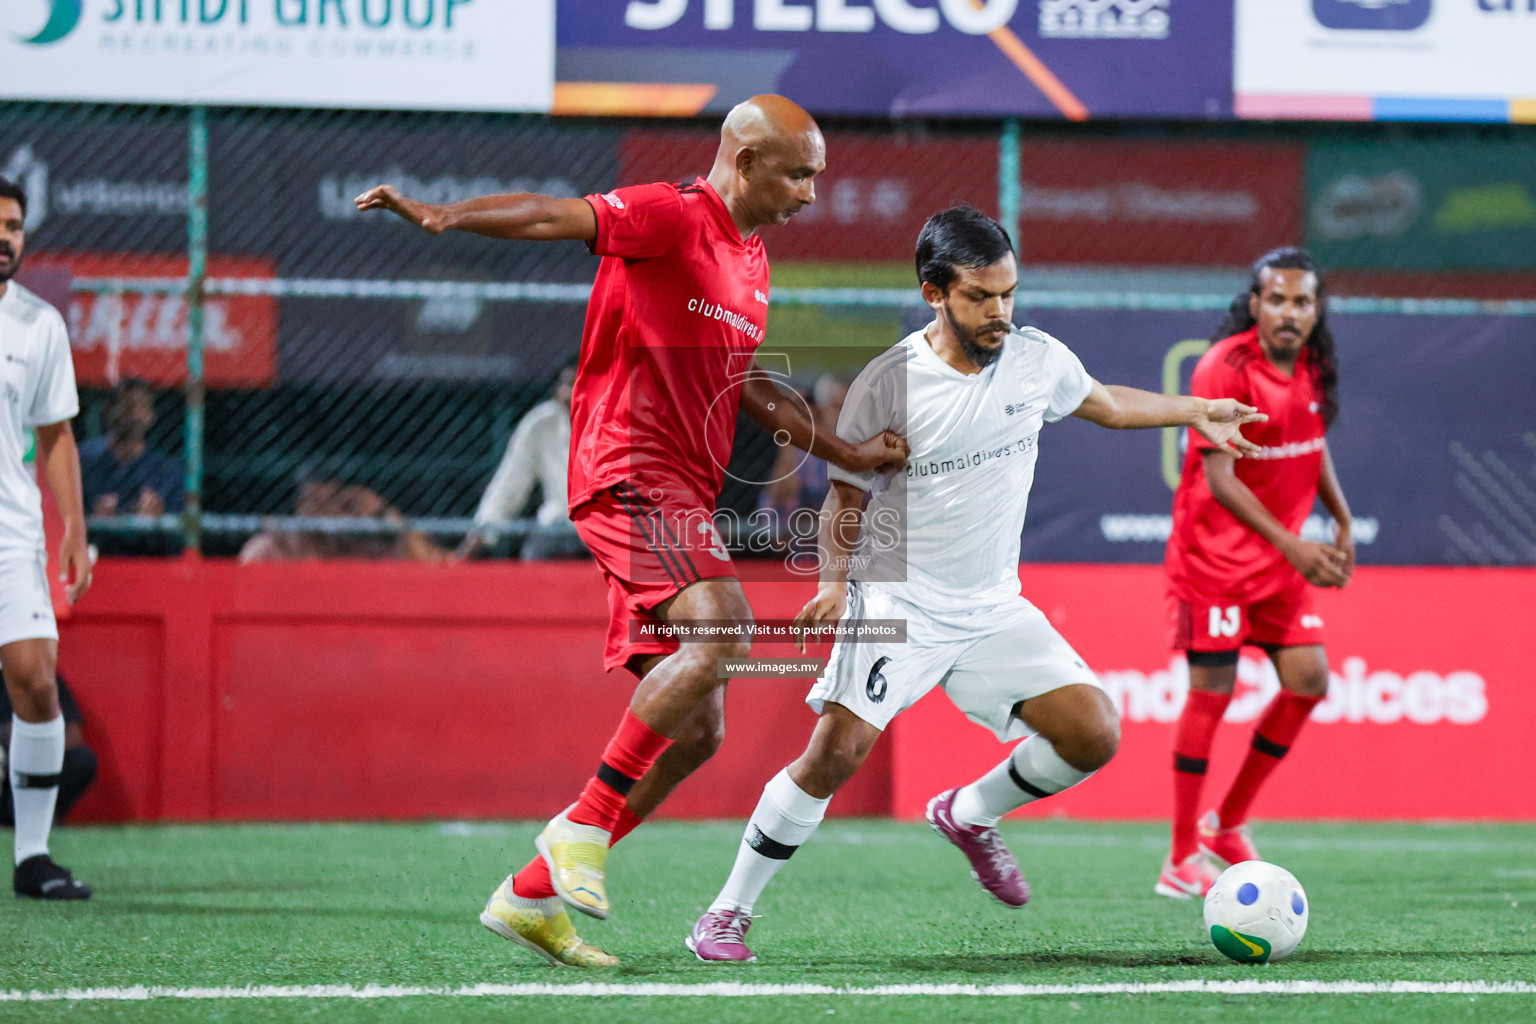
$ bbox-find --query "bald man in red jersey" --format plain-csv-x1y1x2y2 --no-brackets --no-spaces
357,96,907,965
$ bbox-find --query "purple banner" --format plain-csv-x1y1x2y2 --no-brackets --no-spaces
557,1,1232,119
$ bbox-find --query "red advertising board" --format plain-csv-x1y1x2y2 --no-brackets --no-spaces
1016,140,1304,265
620,132,1301,266
891,565,1535,821
25,253,278,387
55,560,1533,824
619,129,999,262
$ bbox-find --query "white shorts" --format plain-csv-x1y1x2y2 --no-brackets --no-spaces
0,554,56,649
806,582,1102,742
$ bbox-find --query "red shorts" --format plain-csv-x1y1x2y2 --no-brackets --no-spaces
1169,581,1325,654
572,483,738,675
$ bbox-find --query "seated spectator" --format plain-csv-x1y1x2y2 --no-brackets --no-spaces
80,379,183,517
456,367,585,561
239,472,446,563
1,673,96,826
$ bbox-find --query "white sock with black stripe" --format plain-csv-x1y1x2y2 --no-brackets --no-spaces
950,735,1093,829
10,715,64,864
708,768,831,915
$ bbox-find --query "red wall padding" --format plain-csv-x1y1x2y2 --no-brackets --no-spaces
58,560,1534,823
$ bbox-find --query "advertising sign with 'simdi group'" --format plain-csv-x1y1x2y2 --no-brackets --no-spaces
0,1,554,111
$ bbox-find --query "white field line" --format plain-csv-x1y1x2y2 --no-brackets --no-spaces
2,981,1533,1002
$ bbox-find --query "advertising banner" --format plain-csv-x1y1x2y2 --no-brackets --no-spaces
0,0,554,112
618,128,1001,261
890,565,1536,821
616,131,1302,265
1,123,189,252
557,0,1233,119
1235,0,1536,121
1017,140,1302,265
25,253,279,387
1307,139,1536,271
1011,307,1536,567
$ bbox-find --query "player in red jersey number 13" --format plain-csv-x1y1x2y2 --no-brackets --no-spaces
1157,248,1354,899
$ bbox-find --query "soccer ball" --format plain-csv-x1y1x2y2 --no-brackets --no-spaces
1202,860,1309,964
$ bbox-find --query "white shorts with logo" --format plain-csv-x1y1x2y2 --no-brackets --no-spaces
0,553,56,649
806,582,1102,742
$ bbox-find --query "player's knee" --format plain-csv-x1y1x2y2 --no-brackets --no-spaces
819,731,877,787
1287,670,1329,700
4,667,59,721
1080,717,1120,772
1059,707,1120,773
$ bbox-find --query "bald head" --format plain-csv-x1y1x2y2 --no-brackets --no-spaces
721,95,820,150
708,94,826,236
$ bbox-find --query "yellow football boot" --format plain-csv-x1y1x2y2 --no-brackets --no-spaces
480,876,618,968
536,807,611,919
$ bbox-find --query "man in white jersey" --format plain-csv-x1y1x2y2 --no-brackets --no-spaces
688,206,1263,961
0,177,93,900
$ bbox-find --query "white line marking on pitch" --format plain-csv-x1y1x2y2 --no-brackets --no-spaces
2,981,1533,1002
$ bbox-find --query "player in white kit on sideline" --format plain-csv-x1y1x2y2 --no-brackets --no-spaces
0,177,94,900
688,206,1264,961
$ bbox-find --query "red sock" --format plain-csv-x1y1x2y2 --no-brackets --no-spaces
1218,691,1323,829
512,805,647,899
1171,689,1232,861
567,709,672,831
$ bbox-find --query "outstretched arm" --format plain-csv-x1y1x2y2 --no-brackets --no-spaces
35,421,92,604
740,374,908,475
354,186,597,242
1071,380,1265,457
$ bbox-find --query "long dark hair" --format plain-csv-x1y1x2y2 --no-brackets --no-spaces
1213,246,1339,427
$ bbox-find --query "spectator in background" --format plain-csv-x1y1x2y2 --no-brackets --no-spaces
0,674,95,827
239,472,447,564
80,379,183,517
456,367,585,561
757,373,847,551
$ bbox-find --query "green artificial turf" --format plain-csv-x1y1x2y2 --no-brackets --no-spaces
1,820,1532,1023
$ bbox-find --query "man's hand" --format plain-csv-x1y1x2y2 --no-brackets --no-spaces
1329,521,1356,585
354,185,447,234
1192,399,1267,458
837,430,909,475
1285,538,1350,588
91,493,119,516
792,583,847,654
59,530,92,604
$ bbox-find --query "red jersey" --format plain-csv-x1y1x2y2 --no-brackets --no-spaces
568,177,769,513
1165,328,1326,602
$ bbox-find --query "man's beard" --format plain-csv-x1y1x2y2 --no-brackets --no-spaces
948,306,1009,369
0,245,18,284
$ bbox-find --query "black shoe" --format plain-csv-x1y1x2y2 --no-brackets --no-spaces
13,854,92,900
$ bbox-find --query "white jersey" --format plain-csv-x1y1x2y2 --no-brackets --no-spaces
0,283,80,559
829,326,1092,620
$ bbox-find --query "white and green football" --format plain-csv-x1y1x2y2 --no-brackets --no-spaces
1203,860,1309,964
